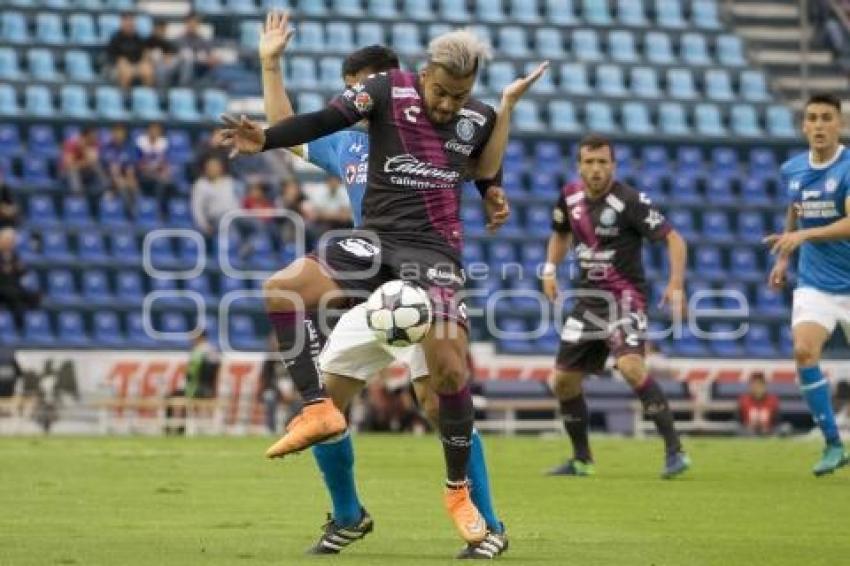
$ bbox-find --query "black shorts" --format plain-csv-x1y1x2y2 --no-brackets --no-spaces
556,300,647,373
310,232,468,328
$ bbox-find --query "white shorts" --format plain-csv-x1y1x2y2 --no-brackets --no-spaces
792,287,850,338
317,302,429,381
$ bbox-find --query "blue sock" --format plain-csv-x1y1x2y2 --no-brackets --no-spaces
468,429,503,533
311,432,363,527
799,365,842,446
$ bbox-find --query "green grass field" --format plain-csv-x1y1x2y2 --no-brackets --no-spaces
1,435,849,565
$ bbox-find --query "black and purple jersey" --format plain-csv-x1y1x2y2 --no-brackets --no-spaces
551,181,671,311
329,69,497,259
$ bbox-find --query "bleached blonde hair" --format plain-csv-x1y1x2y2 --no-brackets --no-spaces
427,28,493,77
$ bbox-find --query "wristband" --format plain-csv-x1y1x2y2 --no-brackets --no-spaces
541,262,557,277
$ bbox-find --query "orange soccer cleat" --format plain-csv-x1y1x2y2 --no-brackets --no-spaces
444,481,487,544
264,398,347,458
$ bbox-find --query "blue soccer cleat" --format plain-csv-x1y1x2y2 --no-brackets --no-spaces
813,444,850,477
661,452,691,479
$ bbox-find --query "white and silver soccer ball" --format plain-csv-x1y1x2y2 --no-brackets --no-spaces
365,280,433,347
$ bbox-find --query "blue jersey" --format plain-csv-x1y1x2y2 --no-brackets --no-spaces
780,145,850,294
305,129,368,227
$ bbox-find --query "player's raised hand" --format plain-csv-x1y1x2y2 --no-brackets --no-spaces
767,256,789,290
763,231,805,256
500,61,549,110
483,186,510,233
218,114,265,158
259,10,294,62
659,283,687,319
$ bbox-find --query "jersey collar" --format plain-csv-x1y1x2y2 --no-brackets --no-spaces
808,144,845,170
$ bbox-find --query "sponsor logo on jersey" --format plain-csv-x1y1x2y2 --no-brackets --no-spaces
348,141,364,154
403,105,420,123
600,207,617,226
595,226,619,236
459,108,487,126
426,266,466,287
383,154,461,182
338,238,380,257
825,177,838,193
456,118,475,142
354,91,373,113
445,140,474,156
345,163,357,185
802,189,822,200
392,86,420,99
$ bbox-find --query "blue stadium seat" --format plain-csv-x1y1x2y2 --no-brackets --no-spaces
740,70,770,102
730,104,762,137
655,0,686,28
79,232,110,263
202,89,228,121
94,311,126,348
149,237,179,270
438,0,471,22
695,103,726,136
168,198,193,229
498,318,536,354
99,196,129,228
185,273,215,304
287,57,317,89
513,101,545,132
0,311,19,346
239,20,261,49
178,237,202,269
160,312,191,348
230,315,265,350
25,86,54,117
676,146,704,174
572,29,603,61
645,31,675,64
1,12,29,44
403,0,433,20
367,0,398,18
356,22,384,46
596,64,627,97
583,0,612,24
58,311,90,347
668,209,696,240
585,101,616,133
487,61,515,93
297,0,328,16
126,312,158,348
659,102,689,135
526,62,555,95
630,66,661,98
710,323,746,357
28,125,59,159
116,270,144,305
779,326,792,357
546,0,578,24
526,205,552,237
36,13,64,45
499,26,531,58
533,141,563,172
617,0,648,26
82,270,114,306
609,30,638,63
24,311,54,347
69,14,99,45
718,281,749,311
0,48,24,81
169,88,201,121
745,323,778,358
28,195,59,227
717,34,746,66
535,28,565,58
476,0,506,22
672,326,709,357
622,101,654,135
325,23,353,53
667,68,697,99
165,130,193,165
766,105,795,138
296,93,324,113
134,197,160,230
702,211,733,243
195,0,225,13
641,145,669,174
749,148,777,175
220,274,248,297
710,146,739,177
131,87,164,120
0,124,21,157
391,23,422,56
47,269,80,306
755,287,788,317
668,177,700,205
22,157,54,189
227,0,259,13
704,69,734,101
692,0,722,30
730,247,762,282
60,85,93,118
681,32,711,66
96,86,129,120
688,280,717,310
295,21,324,52
694,245,725,280
740,178,771,205
559,63,592,95
511,0,543,23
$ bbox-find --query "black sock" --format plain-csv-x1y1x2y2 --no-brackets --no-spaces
438,386,474,483
559,395,592,463
268,311,326,403
634,378,682,455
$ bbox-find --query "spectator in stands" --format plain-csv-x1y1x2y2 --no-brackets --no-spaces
192,156,257,253
738,372,780,436
0,174,19,229
0,347,22,400
809,1,850,70
101,124,139,211
144,19,179,87
0,228,39,329
193,127,231,178
177,12,220,85
304,176,353,234
274,178,316,244
106,12,154,89
134,122,174,207
61,127,107,196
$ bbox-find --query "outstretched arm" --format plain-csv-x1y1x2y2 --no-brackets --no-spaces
218,108,354,156
260,11,295,124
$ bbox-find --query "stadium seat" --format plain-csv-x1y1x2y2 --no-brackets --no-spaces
391,23,423,56
356,22,384,46
0,48,23,81
22,157,54,190
681,32,712,65
525,205,552,237
559,63,592,95
730,247,762,282
499,26,531,58
730,104,762,137
548,100,581,133
585,101,616,133
42,232,75,262
487,61,516,93
667,69,697,99
126,312,158,348
69,14,99,45
296,0,327,16
546,0,578,25
169,88,201,121
239,20,261,49
609,30,638,63
60,85,93,118
645,31,675,64
740,70,771,102
133,197,160,230
438,0,472,22
745,323,778,358
98,196,129,228
94,311,126,348
0,124,21,158
227,0,259,13
526,61,555,95
717,34,746,66
511,0,543,23
111,233,141,265
740,178,771,205
82,270,114,306
668,177,701,205
513,101,545,132
671,326,709,357
710,323,746,358
701,211,733,243
24,311,55,347
295,22,324,52
367,0,398,18
0,310,19,346
676,145,704,174
749,148,778,176
402,0,434,20
184,273,215,304
755,287,788,317
596,64,628,97
617,0,648,26
659,102,689,135
583,0,612,25
497,319,536,354
477,0,506,22
96,86,129,120
324,23,353,53
35,13,65,45
630,67,661,98
202,89,228,121
287,57,317,89
622,101,654,135
229,315,265,350
98,13,121,42
779,326,792,357
535,28,565,59
655,0,686,28
668,209,696,240
25,86,54,117
572,29,603,61
692,0,722,30
131,87,164,120
1,12,28,44
115,270,144,306
148,237,179,270
47,269,80,306
695,103,726,136
688,280,717,310
766,106,796,138
79,232,110,264
704,69,734,101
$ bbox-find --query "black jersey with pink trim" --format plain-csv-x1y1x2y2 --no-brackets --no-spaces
329,69,497,259
551,181,671,311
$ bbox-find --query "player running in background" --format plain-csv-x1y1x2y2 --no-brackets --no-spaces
221,27,547,546
257,13,507,558
542,134,691,479
764,93,850,476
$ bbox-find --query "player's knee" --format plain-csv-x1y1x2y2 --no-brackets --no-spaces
793,341,821,367
552,371,583,400
262,277,293,313
616,356,646,386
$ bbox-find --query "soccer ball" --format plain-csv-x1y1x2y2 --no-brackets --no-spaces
365,280,433,347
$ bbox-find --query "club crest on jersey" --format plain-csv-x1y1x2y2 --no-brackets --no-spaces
825,178,838,193
600,207,617,226
456,118,475,142
338,238,379,258
354,91,373,113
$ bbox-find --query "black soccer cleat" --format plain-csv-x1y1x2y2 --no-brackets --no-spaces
306,508,374,555
456,525,509,560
